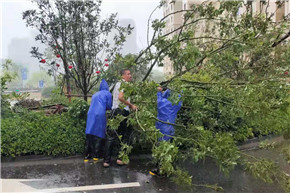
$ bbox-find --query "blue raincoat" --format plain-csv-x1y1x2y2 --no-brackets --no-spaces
156,89,182,141
85,79,112,138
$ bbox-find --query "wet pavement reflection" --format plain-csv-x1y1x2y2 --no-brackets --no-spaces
1,152,286,193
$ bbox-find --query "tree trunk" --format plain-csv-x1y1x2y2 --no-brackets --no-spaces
83,75,88,102
83,87,88,101
65,74,71,102
83,93,88,102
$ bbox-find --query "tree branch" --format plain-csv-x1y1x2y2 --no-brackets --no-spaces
271,30,290,47
160,39,232,86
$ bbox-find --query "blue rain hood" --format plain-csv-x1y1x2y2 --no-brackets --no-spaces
156,89,182,141
85,79,112,138
99,79,109,91
162,89,171,99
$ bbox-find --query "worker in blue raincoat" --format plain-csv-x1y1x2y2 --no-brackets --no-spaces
150,87,182,176
84,79,112,162
156,88,182,141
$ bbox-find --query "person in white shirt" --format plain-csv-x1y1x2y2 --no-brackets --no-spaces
103,69,137,168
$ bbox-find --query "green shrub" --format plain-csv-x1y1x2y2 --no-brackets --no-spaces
1,95,15,119
1,111,85,157
68,99,89,122
41,86,55,98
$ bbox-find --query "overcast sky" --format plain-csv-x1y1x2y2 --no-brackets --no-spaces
0,0,163,70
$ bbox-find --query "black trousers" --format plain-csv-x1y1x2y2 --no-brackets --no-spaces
104,108,133,163
84,134,102,158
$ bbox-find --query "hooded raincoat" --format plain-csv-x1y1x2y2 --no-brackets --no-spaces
85,79,112,138
156,89,182,141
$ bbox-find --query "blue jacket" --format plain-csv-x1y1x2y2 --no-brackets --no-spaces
85,79,112,138
156,90,182,141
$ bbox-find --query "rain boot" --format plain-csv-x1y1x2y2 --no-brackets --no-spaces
84,135,91,162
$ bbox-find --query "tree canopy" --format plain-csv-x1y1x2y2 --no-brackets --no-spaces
23,0,134,101
110,1,289,191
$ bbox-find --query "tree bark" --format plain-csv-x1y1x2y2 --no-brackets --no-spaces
65,74,71,102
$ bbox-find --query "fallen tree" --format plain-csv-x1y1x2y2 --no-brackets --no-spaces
109,1,290,191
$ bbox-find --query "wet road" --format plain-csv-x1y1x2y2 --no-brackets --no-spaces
1,151,286,193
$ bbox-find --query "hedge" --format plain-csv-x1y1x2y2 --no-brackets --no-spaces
1,112,86,157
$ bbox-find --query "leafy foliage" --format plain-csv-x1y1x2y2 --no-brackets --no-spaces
23,0,133,100
118,142,133,165
172,168,192,189
104,54,149,86
243,157,290,192
1,111,85,157
152,141,179,176
1,59,27,91
10,92,30,101
1,59,18,118
68,99,89,122
107,0,290,189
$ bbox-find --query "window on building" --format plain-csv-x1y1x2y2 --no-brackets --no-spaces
184,3,186,10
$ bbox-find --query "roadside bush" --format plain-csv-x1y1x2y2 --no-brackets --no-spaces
1,111,85,157
1,96,15,119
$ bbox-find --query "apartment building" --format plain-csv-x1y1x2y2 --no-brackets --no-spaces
162,0,183,75
162,0,290,76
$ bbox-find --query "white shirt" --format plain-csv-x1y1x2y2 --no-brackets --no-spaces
112,81,130,111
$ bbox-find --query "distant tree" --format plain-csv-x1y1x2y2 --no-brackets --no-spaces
0,59,27,91
26,71,54,89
